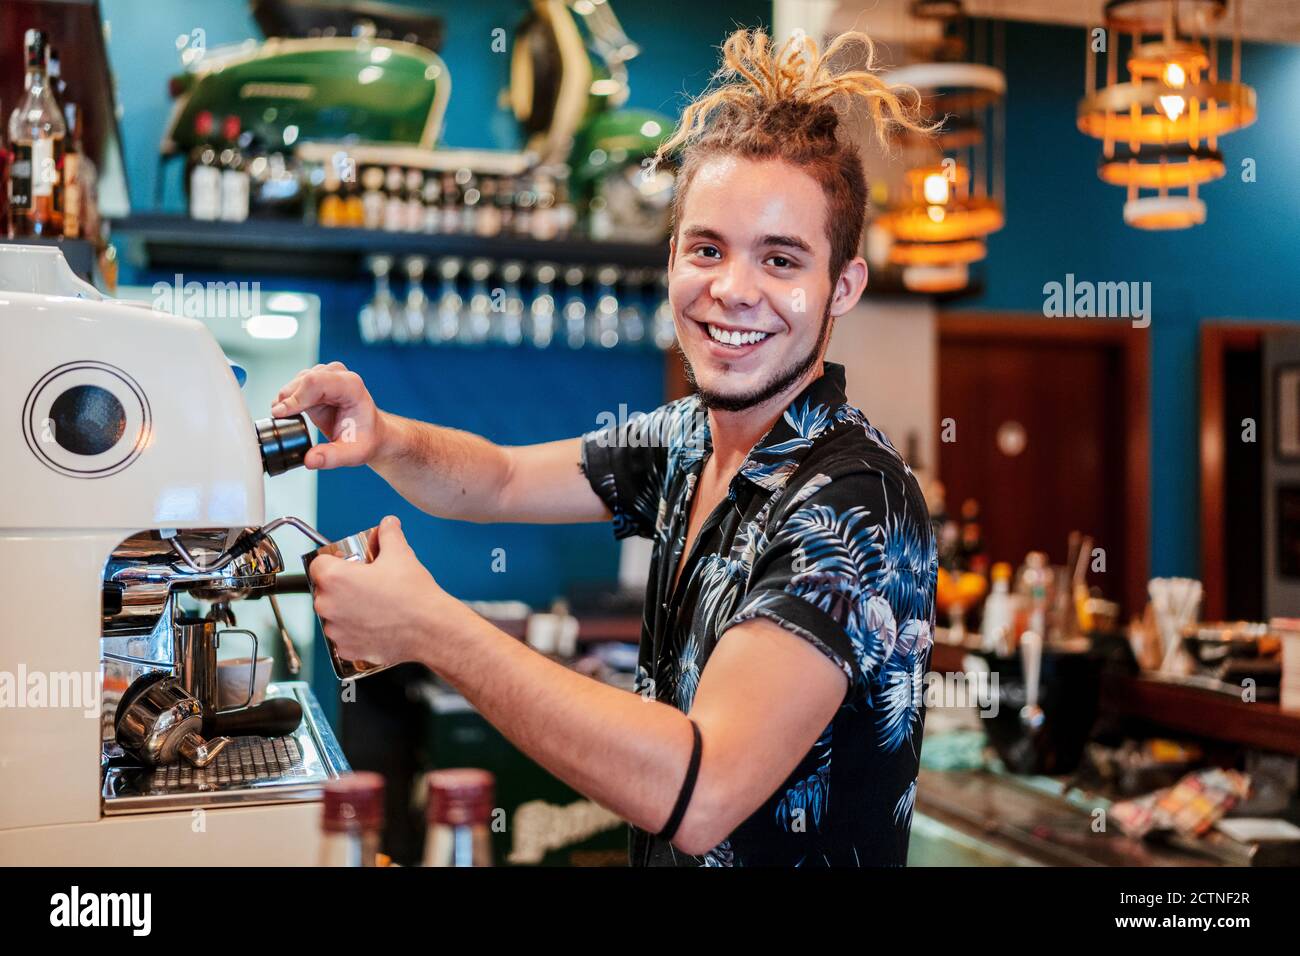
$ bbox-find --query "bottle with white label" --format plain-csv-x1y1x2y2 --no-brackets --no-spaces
218,115,249,222
383,166,406,232
188,111,221,222
7,30,65,237
421,174,441,233
404,168,424,232
360,166,385,229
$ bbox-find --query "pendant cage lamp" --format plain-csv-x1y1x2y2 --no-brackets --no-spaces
1079,0,1256,229
869,0,1006,295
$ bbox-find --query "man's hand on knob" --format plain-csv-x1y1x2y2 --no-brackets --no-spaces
271,361,386,469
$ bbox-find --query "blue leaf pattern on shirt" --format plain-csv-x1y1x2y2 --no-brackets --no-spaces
877,618,933,754
776,724,834,832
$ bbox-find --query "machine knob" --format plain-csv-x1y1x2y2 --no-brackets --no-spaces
254,414,312,476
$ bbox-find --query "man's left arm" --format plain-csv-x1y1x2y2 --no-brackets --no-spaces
309,517,846,856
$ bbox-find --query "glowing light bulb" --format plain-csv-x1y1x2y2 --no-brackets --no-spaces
927,205,946,223
923,172,950,205
1162,62,1186,88
1159,94,1186,121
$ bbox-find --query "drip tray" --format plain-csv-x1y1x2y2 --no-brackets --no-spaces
102,681,349,814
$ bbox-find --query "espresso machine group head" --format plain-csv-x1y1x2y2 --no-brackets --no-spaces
0,246,346,864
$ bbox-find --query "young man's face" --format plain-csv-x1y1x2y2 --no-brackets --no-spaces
668,155,867,413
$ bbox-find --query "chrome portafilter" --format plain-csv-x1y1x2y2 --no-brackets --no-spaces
114,671,231,768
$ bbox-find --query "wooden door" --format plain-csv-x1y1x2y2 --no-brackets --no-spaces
938,315,1149,614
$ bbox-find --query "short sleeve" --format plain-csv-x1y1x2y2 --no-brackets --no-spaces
724,465,936,698
579,399,690,540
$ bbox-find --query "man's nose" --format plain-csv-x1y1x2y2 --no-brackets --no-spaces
710,257,761,311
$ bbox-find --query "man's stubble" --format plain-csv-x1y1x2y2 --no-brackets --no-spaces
678,301,835,413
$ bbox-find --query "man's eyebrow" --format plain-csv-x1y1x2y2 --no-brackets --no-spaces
681,226,813,254
681,226,725,243
761,233,813,254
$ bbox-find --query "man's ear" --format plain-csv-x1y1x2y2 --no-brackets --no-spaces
667,235,677,273
830,256,869,317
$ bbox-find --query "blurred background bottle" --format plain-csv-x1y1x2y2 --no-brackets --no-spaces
320,771,386,867
8,29,66,237
423,768,495,867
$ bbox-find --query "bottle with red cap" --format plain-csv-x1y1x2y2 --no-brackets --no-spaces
218,115,249,223
189,111,221,221
320,771,386,867
423,768,495,867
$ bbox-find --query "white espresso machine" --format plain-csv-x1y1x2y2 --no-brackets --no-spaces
0,245,348,865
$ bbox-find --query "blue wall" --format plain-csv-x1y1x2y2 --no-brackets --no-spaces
105,0,770,609
958,20,1300,579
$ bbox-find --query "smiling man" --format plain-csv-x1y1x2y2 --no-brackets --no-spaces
272,28,938,866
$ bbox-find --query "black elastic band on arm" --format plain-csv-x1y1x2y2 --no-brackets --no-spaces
657,719,702,843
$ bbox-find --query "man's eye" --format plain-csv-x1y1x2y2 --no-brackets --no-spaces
766,255,795,269
694,245,721,259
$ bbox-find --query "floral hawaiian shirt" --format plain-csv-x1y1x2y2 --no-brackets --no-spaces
581,362,937,866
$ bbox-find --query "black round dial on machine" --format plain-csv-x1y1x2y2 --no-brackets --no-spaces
22,361,151,478
48,384,127,455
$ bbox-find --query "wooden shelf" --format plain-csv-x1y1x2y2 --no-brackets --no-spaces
1101,673,1300,757
111,213,671,278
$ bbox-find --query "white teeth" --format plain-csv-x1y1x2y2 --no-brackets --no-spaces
707,324,769,346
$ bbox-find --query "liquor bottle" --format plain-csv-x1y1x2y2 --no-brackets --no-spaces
318,164,343,227
475,175,500,237
319,772,385,867
512,175,535,237
341,161,365,227
553,172,575,237
188,111,221,221
8,30,66,237
531,172,557,241
218,115,249,222
439,171,459,234
360,166,385,229
422,769,495,867
421,173,441,233
980,562,1018,654
403,168,424,232
383,166,405,232
495,174,515,235
62,103,82,238
458,169,480,234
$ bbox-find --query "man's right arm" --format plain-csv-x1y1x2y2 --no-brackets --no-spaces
271,363,611,525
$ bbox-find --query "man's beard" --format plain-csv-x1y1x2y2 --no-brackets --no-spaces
679,304,834,413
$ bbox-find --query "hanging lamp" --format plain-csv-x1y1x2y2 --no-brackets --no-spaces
1078,0,1255,229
